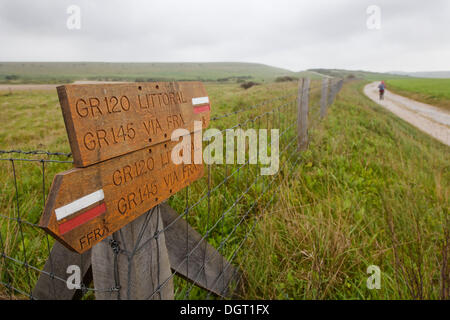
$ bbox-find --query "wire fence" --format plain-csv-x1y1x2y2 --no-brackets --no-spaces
0,78,343,300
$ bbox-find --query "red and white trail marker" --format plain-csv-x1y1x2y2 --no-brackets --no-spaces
192,96,210,114
55,189,106,235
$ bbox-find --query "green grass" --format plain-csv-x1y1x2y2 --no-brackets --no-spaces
0,79,448,300
241,80,449,300
386,78,450,112
0,62,320,84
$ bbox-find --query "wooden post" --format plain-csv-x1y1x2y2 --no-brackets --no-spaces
297,78,304,151
32,241,92,300
320,78,329,119
297,78,310,151
331,79,341,104
330,81,335,105
327,79,335,106
160,203,239,298
33,203,240,299
337,79,344,92
91,205,174,300
32,80,240,300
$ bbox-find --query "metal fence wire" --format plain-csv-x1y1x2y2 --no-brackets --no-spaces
0,78,343,300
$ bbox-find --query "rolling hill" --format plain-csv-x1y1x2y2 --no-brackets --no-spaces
0,62,319,84
387,71,450,79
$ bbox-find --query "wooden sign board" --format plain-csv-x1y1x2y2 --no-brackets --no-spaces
40,134,204,253
57,81,210,167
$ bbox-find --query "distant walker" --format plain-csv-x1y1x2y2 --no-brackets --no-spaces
378,81,386,100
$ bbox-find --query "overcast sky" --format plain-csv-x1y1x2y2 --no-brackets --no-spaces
0,0,449,72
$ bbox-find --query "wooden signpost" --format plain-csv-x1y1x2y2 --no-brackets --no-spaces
40,135,203,253
40,81,209,253
57,82,210,167
36,80,240,299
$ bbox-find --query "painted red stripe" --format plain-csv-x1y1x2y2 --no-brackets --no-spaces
58,202,106,235
193,104,210,114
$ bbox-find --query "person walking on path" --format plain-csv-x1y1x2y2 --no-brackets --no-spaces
378,81,386,100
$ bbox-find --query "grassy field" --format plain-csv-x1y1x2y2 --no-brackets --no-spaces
242,80,449,299
0,62,320,84
0,81,296,152
0,79,448,299
385,78,450,112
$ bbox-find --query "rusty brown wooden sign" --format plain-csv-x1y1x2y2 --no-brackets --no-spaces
57,81,210,167
40,135,204,253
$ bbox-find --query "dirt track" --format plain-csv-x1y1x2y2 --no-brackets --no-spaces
0,83,59,91
0,81,127,92
364,82,450,146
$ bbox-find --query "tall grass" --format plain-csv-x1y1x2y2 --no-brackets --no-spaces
241,81,449,300
386,78,450,112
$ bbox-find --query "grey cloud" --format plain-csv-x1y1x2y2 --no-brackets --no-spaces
0,0,448,72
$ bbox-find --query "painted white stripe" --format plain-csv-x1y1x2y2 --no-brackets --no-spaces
55,189,105,221
192,96,209,105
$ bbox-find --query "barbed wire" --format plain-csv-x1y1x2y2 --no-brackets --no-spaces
0,150,72,157
210,92,296,121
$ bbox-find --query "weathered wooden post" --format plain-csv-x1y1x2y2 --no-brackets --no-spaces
337,79,344,92
320,78,329,119
159,203,239,297
34,202,240,299
297,78,310,151
91,205,174,299
327,78,334,106
32,241,92,300
297,78,304,151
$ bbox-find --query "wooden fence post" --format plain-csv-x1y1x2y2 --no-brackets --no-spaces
91,205,174,300
327,79,334,106
33,203,240,299
159,203,240,297
297,78,310,151
337,79,344,92
320,78,329,119
32,241,92,300
297,78,304,151
328,79,343,106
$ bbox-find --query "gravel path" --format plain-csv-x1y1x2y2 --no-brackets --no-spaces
0,81,127,92
364,82,450,146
